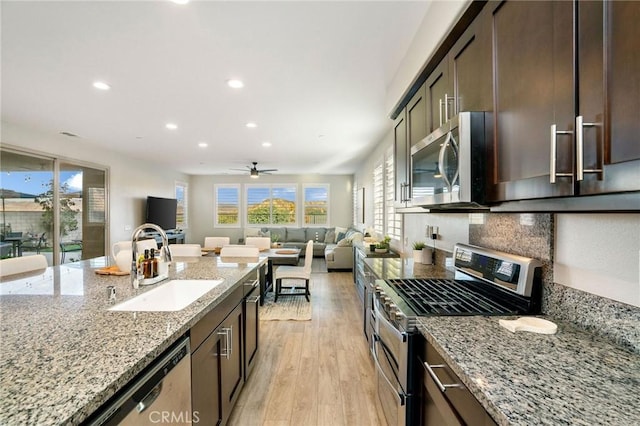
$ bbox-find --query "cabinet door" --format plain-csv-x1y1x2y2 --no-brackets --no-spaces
425,58,451,133
244,288,259,380
407,83,428,146
192,331,223,425
489,0,575,202
393,110,409,205
220,303,244,422
450,11,492,114
578,0,640,195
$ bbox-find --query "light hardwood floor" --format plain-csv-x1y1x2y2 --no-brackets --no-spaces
228,268,388,426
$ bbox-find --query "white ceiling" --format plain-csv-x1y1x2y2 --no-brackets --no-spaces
1,1,432,176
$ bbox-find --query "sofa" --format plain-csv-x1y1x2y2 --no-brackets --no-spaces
324,227,364,271
247,226,363,271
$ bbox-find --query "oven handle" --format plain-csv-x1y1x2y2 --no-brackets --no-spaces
423,362,464,393
372,334,406,406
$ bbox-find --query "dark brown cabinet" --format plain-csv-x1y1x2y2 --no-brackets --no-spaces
221,303,244,420
393,110,410,206
425,15,491,134
407,83,428,146
243,284,260,380
489,0,640,204
489,0,575,201
577,0,640,196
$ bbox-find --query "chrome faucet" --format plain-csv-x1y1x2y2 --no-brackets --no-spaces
130,223,172,287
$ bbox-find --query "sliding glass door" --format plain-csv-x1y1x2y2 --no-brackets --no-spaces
0,148,107,266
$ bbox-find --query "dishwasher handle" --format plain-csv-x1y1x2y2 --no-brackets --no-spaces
136,382,162,413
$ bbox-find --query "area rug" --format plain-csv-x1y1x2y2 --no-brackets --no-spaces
259,281,312,321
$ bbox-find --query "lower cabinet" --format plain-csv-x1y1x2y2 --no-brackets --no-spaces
191,268,262,426
192,302,244,426
243,285,260,380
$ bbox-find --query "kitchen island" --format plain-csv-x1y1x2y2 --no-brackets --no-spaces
0,254,266,425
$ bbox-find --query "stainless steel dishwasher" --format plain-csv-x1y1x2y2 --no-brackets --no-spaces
86,336,192,425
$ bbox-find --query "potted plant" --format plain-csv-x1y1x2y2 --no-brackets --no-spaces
271,233,281,248
375,235,391,253
412,241,426,263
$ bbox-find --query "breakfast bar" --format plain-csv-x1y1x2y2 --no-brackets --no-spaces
0,254,266,425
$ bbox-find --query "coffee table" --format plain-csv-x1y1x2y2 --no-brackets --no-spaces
260,248,301,305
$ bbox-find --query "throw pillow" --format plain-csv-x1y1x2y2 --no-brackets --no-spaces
336,232,346,243
337,238,352,247
245,227,261,237
324,230,335,243
288,228,306,242
334,226,348,242
305,227,326,242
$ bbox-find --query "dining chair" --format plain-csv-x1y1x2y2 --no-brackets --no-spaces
220,245,260,258
21,233,46,254
0,254,48,278
274,240,313,302
168,244,202,257
203,237,230,248
244,237,271,251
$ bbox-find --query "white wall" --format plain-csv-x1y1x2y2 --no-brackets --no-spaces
1,122,189,247
555,213,640,307
189,174,353,246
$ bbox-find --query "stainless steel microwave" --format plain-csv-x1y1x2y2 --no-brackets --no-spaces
410,112,488,209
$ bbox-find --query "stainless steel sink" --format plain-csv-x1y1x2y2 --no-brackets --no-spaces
108,279,224,312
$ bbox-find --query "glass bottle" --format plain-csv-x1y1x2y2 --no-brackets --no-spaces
143,249,151,279
150,248,159,277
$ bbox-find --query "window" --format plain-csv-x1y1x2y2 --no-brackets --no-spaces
372,161,384,235
175,181,188,229
215,184,240,227
303,184,329,225
246,184,297,226
385,148,402,240
87,187,106,223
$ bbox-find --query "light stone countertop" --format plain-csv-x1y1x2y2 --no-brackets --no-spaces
417,316,640,426
0,255,266,425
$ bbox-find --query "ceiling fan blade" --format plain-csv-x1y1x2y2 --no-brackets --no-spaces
257,168,278,173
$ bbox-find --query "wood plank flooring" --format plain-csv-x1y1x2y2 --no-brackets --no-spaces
228,267,388,426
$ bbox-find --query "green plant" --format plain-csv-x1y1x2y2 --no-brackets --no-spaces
412,241,426,250
376,236,391,250
34,179,78,237
271,233,280,243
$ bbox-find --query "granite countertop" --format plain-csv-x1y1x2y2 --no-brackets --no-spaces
363,256,454,280
0,254,266,425
417,316,640,426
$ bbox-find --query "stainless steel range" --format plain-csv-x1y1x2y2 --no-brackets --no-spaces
371,243,542,426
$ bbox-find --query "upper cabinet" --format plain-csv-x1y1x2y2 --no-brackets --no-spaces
393,110,410,206
488,0,640,203
578,0,640,196
425,14,492,133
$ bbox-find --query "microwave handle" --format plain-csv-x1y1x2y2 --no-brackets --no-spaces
438,132,452,191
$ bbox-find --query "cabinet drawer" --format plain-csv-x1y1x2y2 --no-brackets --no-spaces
191,285,244,352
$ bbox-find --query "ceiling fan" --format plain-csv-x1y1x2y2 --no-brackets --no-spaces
231,162,278,178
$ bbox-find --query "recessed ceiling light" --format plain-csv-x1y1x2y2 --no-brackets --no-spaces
166,123,178,130
92,81,111,91
227,79,244,89
262,142,272,147
198,142,208,148
246,122,257,128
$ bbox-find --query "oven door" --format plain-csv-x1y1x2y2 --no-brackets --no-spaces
373,299,409,426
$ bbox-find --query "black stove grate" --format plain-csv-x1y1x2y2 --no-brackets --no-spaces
387,278,523,316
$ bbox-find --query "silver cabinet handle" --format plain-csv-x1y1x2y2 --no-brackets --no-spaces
248,294,260,304
575,116,603,181
549,124,574,183
444,93,450,124
439,98,444,127
423,362,463,393
218,327,232,360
